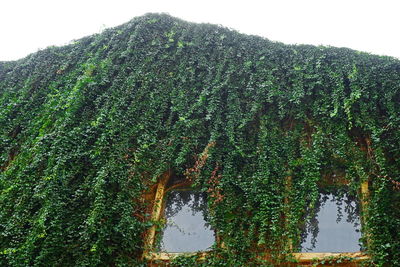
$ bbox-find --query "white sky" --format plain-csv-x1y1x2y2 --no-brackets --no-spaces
1,0,399,61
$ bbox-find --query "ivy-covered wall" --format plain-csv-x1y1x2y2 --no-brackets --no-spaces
0,13,399,266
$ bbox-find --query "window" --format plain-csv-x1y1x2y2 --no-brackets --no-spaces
143,172,216,262
291,180,369,264
300,189,362,253
159,189,214,252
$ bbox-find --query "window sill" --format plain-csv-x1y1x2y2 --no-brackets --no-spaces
291,252,369,263
145,251,208,261
145,251,369,264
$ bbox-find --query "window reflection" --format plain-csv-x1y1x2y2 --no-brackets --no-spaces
300,190,362,252
159,190,215,252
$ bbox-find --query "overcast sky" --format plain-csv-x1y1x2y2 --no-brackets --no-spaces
1,0,399,61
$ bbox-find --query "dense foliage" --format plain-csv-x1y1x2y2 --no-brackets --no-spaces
1,13,399,266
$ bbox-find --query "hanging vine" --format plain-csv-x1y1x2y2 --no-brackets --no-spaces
0,13,399,266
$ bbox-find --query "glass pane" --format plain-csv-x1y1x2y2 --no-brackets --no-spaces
300,191,362,252
159,190,215,252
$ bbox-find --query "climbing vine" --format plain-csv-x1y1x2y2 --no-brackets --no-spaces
0,13,399,266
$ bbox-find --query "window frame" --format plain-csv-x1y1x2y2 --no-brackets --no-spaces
142,171,216,262
288,176,370,264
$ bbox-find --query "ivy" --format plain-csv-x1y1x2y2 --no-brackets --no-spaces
1,13,399,266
